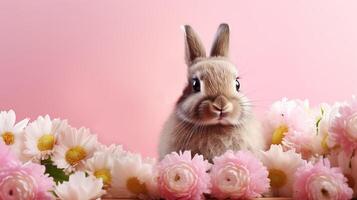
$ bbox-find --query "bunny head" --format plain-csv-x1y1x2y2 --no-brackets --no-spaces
176,23,251,127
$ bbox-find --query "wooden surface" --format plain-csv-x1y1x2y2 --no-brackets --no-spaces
102,198,293,200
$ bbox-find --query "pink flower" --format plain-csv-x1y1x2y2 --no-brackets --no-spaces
282,130,315,159
0,142,20,169
334,151,357,197
0,162,54,200
263,98,316,157
293,159,353,200
156,151,211,200
210,150,269,199
329,98,357,154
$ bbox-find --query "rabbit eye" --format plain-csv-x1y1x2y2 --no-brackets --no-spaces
236,78,240,91
192,78,200,92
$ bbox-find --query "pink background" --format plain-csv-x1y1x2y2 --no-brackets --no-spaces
1,1,357,157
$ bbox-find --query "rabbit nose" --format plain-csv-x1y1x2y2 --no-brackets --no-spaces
212,95,232,112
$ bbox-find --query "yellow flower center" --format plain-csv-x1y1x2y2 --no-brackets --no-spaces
321,134,329,152
94,169,112,187
65,146,87,165
268,169,287,188
321,134,340,152
126,177,148,195
1,132,15,145
37,134,55,151
272,125,289,145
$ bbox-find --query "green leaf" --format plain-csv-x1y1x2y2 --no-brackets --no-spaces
41,158,69,184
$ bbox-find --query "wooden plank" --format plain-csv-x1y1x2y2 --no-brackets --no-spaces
102,198,293,200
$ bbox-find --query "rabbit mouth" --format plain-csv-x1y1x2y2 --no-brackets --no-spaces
198,111,237,126
206,118,235,126
176,97,242,126
201,100,237,125
218,110,229,119
215,112,234,125
177,108,237,126
196,118,235,126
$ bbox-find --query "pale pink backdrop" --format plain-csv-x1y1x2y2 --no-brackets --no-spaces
1,0,357,157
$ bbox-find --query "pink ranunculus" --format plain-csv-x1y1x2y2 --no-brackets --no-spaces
156,151,211,200
329,98,357,155
0,142,20,169
293,158,353,200
0,162,54,200
210,150,270,199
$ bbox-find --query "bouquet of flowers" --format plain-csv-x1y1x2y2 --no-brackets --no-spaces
1,96,357,200
0,112,158,200
261,97,356,199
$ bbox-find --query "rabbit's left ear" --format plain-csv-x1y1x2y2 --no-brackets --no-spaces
183,25,206,66
210,23,230,57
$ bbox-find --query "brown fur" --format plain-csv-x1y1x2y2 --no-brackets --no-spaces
183,25,206,65
159,112,263,162
159,24,265,161
210,23,230,57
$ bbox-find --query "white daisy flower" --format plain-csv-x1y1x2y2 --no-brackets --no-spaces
84,148,117,190
0,110,29,161
110,152,158,199
263,98,315,152
55,171,105,200
85,144,127,187
302,102,342,161
24,115,68,161
52,126,98,173
96,144,127,158
260,145,305,197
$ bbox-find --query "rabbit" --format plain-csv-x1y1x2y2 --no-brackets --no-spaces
158,23,265,161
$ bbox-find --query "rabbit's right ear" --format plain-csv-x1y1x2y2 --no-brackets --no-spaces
210,23,230,57
182,25,206,66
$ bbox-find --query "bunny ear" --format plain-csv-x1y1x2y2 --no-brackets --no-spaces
210,23,230,57
182,25,206,66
